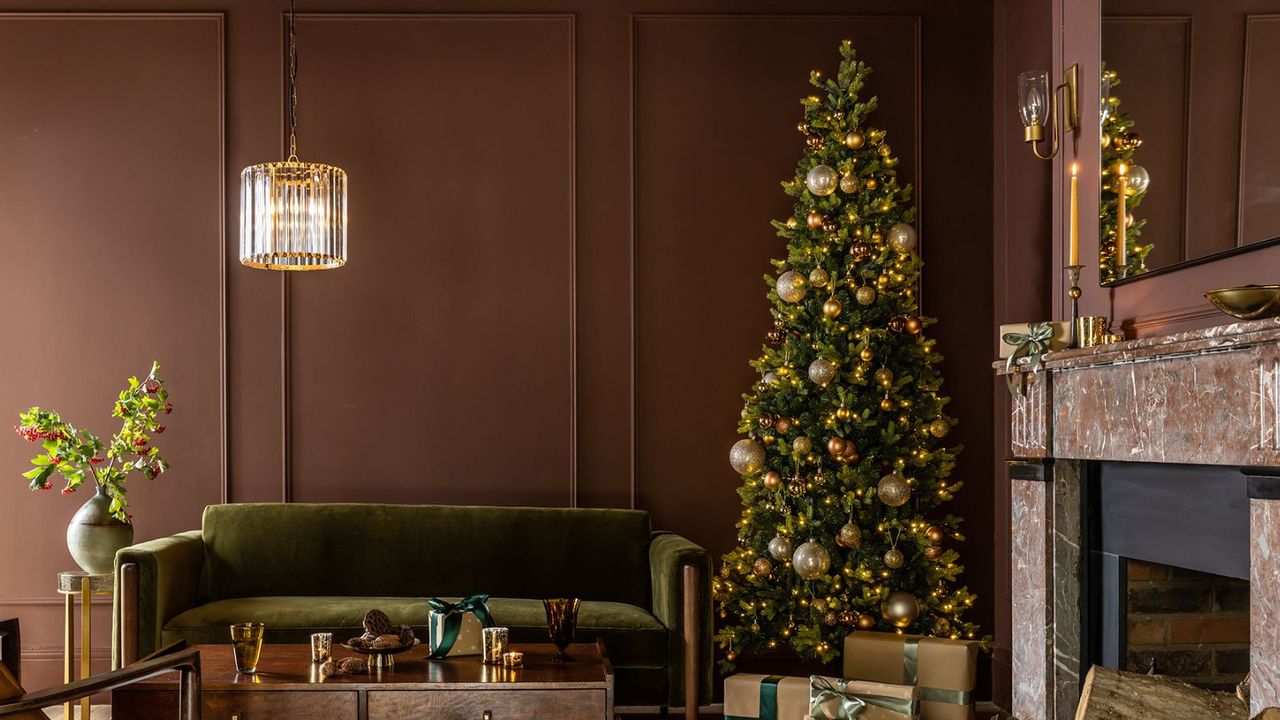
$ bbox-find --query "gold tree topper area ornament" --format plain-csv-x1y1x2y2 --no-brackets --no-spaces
714,40,979,668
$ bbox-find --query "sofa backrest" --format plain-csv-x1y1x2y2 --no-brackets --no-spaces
199,503,653,607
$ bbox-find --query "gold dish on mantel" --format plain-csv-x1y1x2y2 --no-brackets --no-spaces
1204,285,1280,320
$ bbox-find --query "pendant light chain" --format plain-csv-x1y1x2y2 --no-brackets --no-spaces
287,0,299,161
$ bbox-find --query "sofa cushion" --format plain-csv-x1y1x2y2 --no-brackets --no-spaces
199,504,653,607
162,596,668,672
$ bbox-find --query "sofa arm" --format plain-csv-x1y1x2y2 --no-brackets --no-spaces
112,531,203,667
649,531,713,711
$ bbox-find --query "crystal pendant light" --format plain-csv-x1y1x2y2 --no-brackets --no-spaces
240,0,347,271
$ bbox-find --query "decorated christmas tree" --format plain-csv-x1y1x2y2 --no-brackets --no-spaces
712,41,979,667
1099,65,1152,282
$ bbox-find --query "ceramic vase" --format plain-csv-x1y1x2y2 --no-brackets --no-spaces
66,484,133,575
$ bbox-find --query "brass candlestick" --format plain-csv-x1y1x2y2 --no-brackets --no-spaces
1066,265,1083,348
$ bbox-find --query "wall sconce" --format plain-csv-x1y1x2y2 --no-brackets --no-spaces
1017,65,1080,160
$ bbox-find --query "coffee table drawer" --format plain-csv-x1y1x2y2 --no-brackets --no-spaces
368,689,606,720
206,690,358,720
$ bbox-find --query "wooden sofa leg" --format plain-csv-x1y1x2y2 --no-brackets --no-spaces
682,563,699,720
121,563,139,667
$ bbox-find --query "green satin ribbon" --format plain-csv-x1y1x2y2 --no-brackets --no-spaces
1003,322,1054,396
426,594,494,658
809,676,916,719
723,675,782,720
901,637,972,707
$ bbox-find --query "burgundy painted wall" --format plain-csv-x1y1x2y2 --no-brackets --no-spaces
0,0,997,698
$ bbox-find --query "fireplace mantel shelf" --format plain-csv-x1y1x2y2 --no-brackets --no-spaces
996,316,1280,720
994,316,1280,466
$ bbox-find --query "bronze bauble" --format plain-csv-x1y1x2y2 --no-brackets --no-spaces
788,477,807,496
883,591,920,628
856,613,878,630
851,241,873,260
797,122,810,134
929,418,951,438
827,436,848,456
875,368,894,387
766,328,784,344
845,130,866,149
823,298,843,319
757,413,775,429
865,178,878,190
923,545,944,561
806,133,825,148
774,417,792,435
839,610,857,626
884,548,905,569
905,316,923,334
859,347,874,362
752,557,773,577
821,218,838,233
762,470,782,490
837,522,862,548
877,472,911,507
925,525,945,544
880,397,894,412
888,316,906,333
807,211,825,229
856,286,877,306
822,611,839,626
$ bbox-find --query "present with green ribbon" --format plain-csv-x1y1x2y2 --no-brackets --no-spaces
842,631,978,720
724,674,811,720
999,321,1068,397
427,594,495,658
808,675,918,719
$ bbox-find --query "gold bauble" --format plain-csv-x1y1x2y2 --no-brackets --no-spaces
837,522,862,548
827,436,848,456
787,476,806,496
792,436,812,455
1100,133,1111,149
875,368,894,387
774,417,792,435
877,472,911,507
785,217,799,228
844,130,865,149
726,650,736,662
752,557,773,577
883,590,920,628
880,397,894,411
934,617,952,636
762,435,775,446
905,316,923,334
856,286,877,306
884,548,905,569
925,525,945,544
878,143,892,157
835,405,851,421
876,274,890,290
865,177,878,190
857,613,878,630
871,231,884,244
809,268,830,288
859,347,874,362
807,211,825,229
822,298,843,319
839,172,858,193
762,470,782,489
929,418,951,438
923,545,944,561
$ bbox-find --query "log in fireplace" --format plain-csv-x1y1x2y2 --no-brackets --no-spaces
998,317,1280,719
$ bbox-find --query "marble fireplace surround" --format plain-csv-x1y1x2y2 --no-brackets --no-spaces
996,317,1280,719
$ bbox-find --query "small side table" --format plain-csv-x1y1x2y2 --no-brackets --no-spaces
57,571,113,720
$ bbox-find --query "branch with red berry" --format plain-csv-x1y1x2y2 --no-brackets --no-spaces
15,361,172,523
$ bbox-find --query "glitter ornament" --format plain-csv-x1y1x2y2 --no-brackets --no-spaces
877,472,911,507
836,522,862,548
776,271,808,303
752,557,773,577
856,286,877,305
809,268,830,288
729,439,766,475
808,358,836,386
929,418,951,438
888,223,917,253
792,436,812,455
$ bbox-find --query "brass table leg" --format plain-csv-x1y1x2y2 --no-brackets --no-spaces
63,591,73,720
80,576,91,720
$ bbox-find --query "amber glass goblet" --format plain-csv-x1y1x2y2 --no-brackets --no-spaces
542,598,581,662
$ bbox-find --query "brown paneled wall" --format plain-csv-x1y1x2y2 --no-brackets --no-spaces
0,0,996,698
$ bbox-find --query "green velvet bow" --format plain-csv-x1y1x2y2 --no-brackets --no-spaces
1003,322,1053,396
808,676,916,719
427,594,494,658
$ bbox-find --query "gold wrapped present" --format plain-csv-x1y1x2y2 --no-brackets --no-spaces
843,632,979,720
809,675,918,720
724,674,812,720
427,595,493,658
998,321,1069,359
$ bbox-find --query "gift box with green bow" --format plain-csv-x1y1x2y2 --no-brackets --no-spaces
427,594,494,658
842,632,978,720
723,673,917,720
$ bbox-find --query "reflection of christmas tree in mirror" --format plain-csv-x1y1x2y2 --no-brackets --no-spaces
711,41,980,669
1100,65,1153,283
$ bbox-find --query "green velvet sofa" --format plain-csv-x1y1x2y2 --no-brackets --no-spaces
111,503,711,708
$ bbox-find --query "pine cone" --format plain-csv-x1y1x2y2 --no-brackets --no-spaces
346,636,368,650
318,660,337,678
371,634,400,650
398,626,416,646
337,657,367,674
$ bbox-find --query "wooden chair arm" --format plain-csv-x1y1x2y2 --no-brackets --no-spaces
0,646,200,718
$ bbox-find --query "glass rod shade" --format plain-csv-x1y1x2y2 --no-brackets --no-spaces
239,160,347,271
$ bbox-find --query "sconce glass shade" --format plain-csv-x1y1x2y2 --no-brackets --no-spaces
1017,71,1049,128
239,160,347,271
1099,71,1114,123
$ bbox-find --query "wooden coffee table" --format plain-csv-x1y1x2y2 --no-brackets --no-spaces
113,641,614,720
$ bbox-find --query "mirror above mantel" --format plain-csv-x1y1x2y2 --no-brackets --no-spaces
1099,0,1280,286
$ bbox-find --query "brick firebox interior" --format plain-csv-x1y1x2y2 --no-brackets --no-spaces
1126,559,1251,690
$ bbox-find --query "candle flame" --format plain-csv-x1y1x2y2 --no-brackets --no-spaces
1071,162,1079,176
1117,162,1128,176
